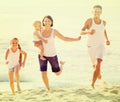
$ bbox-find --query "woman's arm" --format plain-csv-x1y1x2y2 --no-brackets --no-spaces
34,31,47,43
54,29,81,42
20,50,27,67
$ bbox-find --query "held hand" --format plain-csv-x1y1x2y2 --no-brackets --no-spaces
106,40,110,45
43,39,48,44
77,36,81,41
89,29,95,35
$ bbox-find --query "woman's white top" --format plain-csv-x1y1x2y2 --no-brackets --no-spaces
41,29,57,57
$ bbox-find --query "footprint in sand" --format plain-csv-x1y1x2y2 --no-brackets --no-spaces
110,90,119,94
25,97,36,100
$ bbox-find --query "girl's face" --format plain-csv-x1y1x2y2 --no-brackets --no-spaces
93,8,102,18
43,17,52,27
34,23,41,30
11,40,18,48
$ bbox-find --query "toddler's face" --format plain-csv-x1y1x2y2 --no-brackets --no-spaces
34,23,41,30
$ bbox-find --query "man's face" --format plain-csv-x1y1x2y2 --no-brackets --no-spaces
93,7,102,18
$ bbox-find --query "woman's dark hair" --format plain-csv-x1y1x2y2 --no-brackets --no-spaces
42,15,53,27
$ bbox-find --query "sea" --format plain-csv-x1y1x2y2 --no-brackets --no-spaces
0,0,120,91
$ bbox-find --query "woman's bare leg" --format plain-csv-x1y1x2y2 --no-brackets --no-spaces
41,71,50,91
55,61,65,76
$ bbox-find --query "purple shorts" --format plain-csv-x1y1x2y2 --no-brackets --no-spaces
38,55,60,72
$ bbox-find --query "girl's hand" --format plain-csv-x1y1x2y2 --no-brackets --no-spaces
106,40,110,45
21,62,25,68
5,61,9,64
89,29,95,35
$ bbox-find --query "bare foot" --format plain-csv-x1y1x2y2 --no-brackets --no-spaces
60,61,65,71
47,87,50,92
17,85,21,92
60,61,65,65
91,83,95,89
12,91,15,94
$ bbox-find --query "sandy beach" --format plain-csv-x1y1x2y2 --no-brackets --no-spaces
0,0,120,102
0,83,120,102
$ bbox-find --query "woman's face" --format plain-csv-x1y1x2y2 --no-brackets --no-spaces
43,17,52,27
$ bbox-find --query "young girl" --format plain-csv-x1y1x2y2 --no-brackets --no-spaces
33,21,47,60
5,38,27,94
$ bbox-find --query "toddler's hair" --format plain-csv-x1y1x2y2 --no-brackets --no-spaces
33,21,41,26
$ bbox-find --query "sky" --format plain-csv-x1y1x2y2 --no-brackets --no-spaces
0,0,120,40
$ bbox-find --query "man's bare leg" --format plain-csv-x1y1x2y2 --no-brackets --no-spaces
91,58,102,88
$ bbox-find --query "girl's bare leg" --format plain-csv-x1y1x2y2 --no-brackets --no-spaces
15,67,21,92
9,72,15,94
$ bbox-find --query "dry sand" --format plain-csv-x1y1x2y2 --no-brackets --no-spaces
0,84,120,102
